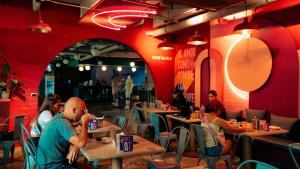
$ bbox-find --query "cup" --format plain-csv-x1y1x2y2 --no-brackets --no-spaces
88,119,97,130
191,113,197,119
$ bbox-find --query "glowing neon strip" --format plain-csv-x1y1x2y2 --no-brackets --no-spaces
92,9,156,30
108,14,148,28
224,36,249,100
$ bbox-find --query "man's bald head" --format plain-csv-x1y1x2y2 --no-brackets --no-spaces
63,97,86,122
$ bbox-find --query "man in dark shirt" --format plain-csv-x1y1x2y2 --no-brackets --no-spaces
205,90,227,120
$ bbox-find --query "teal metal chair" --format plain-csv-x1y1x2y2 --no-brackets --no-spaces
149,113,176,148
0,115,30,169
21,123,41,169
193,124,232,169
147,126,190,169
289,143,300,169
132,106,152,137
112,115,126,129
238,160,279,169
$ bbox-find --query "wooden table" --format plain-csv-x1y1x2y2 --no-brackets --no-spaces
81,135,165,169
143,108,179,117
239,128,288,160
229,128,288,169
88,121,121,134
166,115,201,151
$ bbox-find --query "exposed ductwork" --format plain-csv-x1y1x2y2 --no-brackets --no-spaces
80,44,121,61
147,0,278,37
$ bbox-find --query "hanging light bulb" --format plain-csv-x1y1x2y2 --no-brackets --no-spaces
187,31,207,45
85,65,91,70
130,61,135,67
131,67,137,72
55,63,61,68
63,59,69,64
157,39,174,50
79,67,84,71
29,8,52,33
117,66,122,72
101,66,107,71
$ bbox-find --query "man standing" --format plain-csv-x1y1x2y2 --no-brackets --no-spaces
37,97,91,169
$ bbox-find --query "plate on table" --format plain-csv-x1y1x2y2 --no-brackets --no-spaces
269,126,281,130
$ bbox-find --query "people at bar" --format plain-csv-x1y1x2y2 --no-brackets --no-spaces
37,97,92,169
205,90,227,120
30,94,62,147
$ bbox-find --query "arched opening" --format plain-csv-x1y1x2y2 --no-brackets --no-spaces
38,38,155,114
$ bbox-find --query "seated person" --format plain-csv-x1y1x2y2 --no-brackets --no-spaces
30,94,62,147
202,100,253,156
205,90,227,120
169,89,187,110
37,97,93,169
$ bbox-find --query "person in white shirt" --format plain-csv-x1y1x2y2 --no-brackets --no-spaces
30,94,62,147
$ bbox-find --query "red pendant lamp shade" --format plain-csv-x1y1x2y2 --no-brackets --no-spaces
187,31,207,45
233,17,259,34
157,39,174,50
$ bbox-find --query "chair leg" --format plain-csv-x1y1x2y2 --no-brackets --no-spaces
224,158,232,169
206,158,217,169
10,144,15,160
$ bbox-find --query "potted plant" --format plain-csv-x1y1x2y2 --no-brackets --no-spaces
0,59,26,101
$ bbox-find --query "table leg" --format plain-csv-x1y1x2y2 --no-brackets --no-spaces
243,136,252,169
189,125,196,151
112,157,122,169
167,117,173,131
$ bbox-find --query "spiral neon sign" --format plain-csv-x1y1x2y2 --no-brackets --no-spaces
92,9,156,31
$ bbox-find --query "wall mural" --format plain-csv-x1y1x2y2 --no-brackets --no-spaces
174,46,201,104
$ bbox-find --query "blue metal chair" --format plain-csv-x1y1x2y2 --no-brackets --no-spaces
147,126,190,169
238,160,279,169
132,106,152,137
289,143,300,169
193,124,232,169
21,123,41,169
149,113,176,148
112,115,126,129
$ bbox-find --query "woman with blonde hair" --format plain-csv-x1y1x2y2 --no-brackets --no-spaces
30,94,62,146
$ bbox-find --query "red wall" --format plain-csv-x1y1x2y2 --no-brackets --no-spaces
0,1,174,120
250,18,298,117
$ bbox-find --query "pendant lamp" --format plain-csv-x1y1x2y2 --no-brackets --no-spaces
157,39,174,50
29,8,52,33
233,17,259,35
233,1,258,35
187,31,207,45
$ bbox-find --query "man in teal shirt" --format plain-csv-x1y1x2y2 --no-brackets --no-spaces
37,97,91,169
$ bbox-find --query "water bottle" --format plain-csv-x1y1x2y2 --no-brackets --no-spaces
200,105,205,122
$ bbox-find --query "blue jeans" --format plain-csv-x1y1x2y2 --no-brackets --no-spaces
206,145,222,157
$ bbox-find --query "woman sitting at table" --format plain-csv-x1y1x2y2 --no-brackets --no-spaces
202,100,252,156
30,94,62,147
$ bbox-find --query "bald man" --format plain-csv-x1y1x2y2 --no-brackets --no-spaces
37,97,91,169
